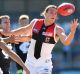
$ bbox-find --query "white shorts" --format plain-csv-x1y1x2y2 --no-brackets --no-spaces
23,58,53,74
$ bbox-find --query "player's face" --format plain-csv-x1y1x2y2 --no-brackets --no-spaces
45,8,58,21
1,18,10,32
19,19,29,27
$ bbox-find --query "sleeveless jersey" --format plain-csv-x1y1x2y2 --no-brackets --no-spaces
27,19,56,60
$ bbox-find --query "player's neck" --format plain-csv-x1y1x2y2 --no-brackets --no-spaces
44,19,55,26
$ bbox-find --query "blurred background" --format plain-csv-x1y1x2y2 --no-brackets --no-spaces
0,0,80,74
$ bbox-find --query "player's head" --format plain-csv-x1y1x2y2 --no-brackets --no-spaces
0,15,10,32
19,15,29,27
41,5,58,21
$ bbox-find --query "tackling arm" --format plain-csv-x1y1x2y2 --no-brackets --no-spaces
0,41,29,74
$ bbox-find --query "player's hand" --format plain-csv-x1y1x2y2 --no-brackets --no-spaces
5,35,19,44
70,19,79,33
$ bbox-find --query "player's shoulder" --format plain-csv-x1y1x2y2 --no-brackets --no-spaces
30,18,44,26
31,18,43,22
31,18,38,22
30,18,38,24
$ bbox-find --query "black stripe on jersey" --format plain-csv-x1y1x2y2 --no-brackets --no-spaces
34,41,42,59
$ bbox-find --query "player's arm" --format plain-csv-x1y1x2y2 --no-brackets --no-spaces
0,24,32,37
0,42,30,74
17,35,32,42
0,34,31,43
56,19,78,46
0,19,36,36
11,35,32,43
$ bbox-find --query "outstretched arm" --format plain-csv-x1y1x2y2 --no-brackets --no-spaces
13,35,32,42
0,19,36,37
2,35,32,43
56,19,78,46
0,24,32,37
0,42,30,74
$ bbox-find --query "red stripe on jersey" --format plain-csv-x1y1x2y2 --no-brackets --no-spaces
33,19,43,31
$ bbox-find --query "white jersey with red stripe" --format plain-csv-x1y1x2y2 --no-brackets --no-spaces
26,19,57,67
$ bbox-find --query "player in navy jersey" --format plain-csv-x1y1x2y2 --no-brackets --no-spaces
0,15,11,74
1,5,78,74
0,15,29,74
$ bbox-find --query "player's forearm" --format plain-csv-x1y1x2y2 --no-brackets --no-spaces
7,49,26,69
58,31,75,46
19,36,31,42
11,25,32,36
11,27,25,36
63,32,75,46
0,27,26,37
0,42,27,70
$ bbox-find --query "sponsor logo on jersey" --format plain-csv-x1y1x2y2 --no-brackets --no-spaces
33,28,39,33
42,32,53,37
